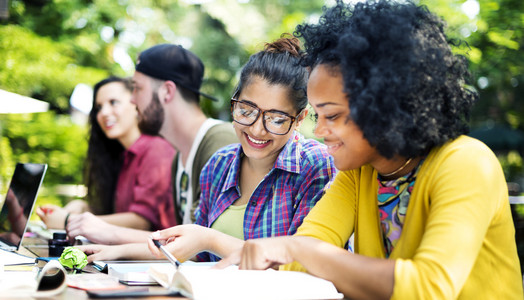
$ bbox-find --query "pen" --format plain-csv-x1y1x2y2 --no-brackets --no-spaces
151,239,181,269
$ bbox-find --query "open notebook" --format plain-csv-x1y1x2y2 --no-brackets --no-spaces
0,163,47,264
147,264,344,300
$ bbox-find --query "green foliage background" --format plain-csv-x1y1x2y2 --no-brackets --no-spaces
0,0,523,203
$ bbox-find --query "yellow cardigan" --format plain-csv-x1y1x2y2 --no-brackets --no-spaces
288,136,523,299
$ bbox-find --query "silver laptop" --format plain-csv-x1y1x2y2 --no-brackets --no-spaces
0,163,47,252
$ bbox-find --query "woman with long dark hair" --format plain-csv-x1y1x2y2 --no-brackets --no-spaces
38,77,177,241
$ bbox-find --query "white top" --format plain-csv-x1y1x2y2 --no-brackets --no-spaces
176,118,223,224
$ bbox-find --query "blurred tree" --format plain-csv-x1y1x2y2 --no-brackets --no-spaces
0,112,87,207
0,136,14,195
0,25,108,112
418,0,524,184
0,112,87,186
8,0,129,73
467,0,524,129
419,0,524,129
1,0,523,192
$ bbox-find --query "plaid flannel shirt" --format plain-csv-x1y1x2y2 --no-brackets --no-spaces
195,132,336,261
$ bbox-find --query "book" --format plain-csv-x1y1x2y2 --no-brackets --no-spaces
92,261,172,285
0,260,67,297
148,263,344,300
92,260,169,273
85,286,182,298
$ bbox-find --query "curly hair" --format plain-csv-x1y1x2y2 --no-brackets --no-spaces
84,76,133,214
235,34,308,113
295,0,478,158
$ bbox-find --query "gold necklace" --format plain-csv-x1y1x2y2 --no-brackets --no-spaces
380,157,413,177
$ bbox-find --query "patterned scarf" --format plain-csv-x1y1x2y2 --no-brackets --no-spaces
377,161,422,257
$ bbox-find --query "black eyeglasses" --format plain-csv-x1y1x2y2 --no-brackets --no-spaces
230,99,301,135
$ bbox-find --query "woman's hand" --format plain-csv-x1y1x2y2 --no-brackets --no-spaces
78,243,149,263
216,236,295,270
147,224,213,262
78,244,122,263
36,204,68,229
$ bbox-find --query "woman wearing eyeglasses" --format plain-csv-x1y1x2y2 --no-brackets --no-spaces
146,36,336,262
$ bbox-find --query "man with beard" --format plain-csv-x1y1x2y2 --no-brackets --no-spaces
67,44,237,245
132,44,238,225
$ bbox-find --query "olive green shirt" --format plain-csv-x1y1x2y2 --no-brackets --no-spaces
171,122,237,224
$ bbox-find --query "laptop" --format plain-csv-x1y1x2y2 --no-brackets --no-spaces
0,163,47,252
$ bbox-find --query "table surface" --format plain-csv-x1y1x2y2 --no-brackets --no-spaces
6,236,187,300
13,234,344,300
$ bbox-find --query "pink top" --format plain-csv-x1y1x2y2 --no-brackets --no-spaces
114,135,176,230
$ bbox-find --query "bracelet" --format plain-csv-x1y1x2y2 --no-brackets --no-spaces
64,213,71,229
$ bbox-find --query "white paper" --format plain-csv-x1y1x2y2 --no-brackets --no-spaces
0,249,35,266
148,263,343,300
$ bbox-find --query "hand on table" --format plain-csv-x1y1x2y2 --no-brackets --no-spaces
147,224,212,262
215,236,294,270
78,244,126,263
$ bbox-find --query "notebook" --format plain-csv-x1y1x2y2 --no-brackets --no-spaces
93,261,172,285
0,163,47,252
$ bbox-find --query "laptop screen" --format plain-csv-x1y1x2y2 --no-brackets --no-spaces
0,163,47,250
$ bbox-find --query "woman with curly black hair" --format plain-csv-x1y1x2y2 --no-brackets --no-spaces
219,1,523,299
37,77,177,243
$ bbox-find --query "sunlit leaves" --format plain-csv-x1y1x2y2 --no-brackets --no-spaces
0,112,87,186
487,30,520,50
0,25,108,112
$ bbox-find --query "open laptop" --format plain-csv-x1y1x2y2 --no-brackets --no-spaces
0,163,47,252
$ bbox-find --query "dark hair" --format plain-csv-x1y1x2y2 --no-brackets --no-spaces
236,34,308,113
85,76,133,214
178,85,200,104
295,0,478,158
150,77,199,105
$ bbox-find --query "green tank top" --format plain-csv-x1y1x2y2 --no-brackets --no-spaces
210,204,247,240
